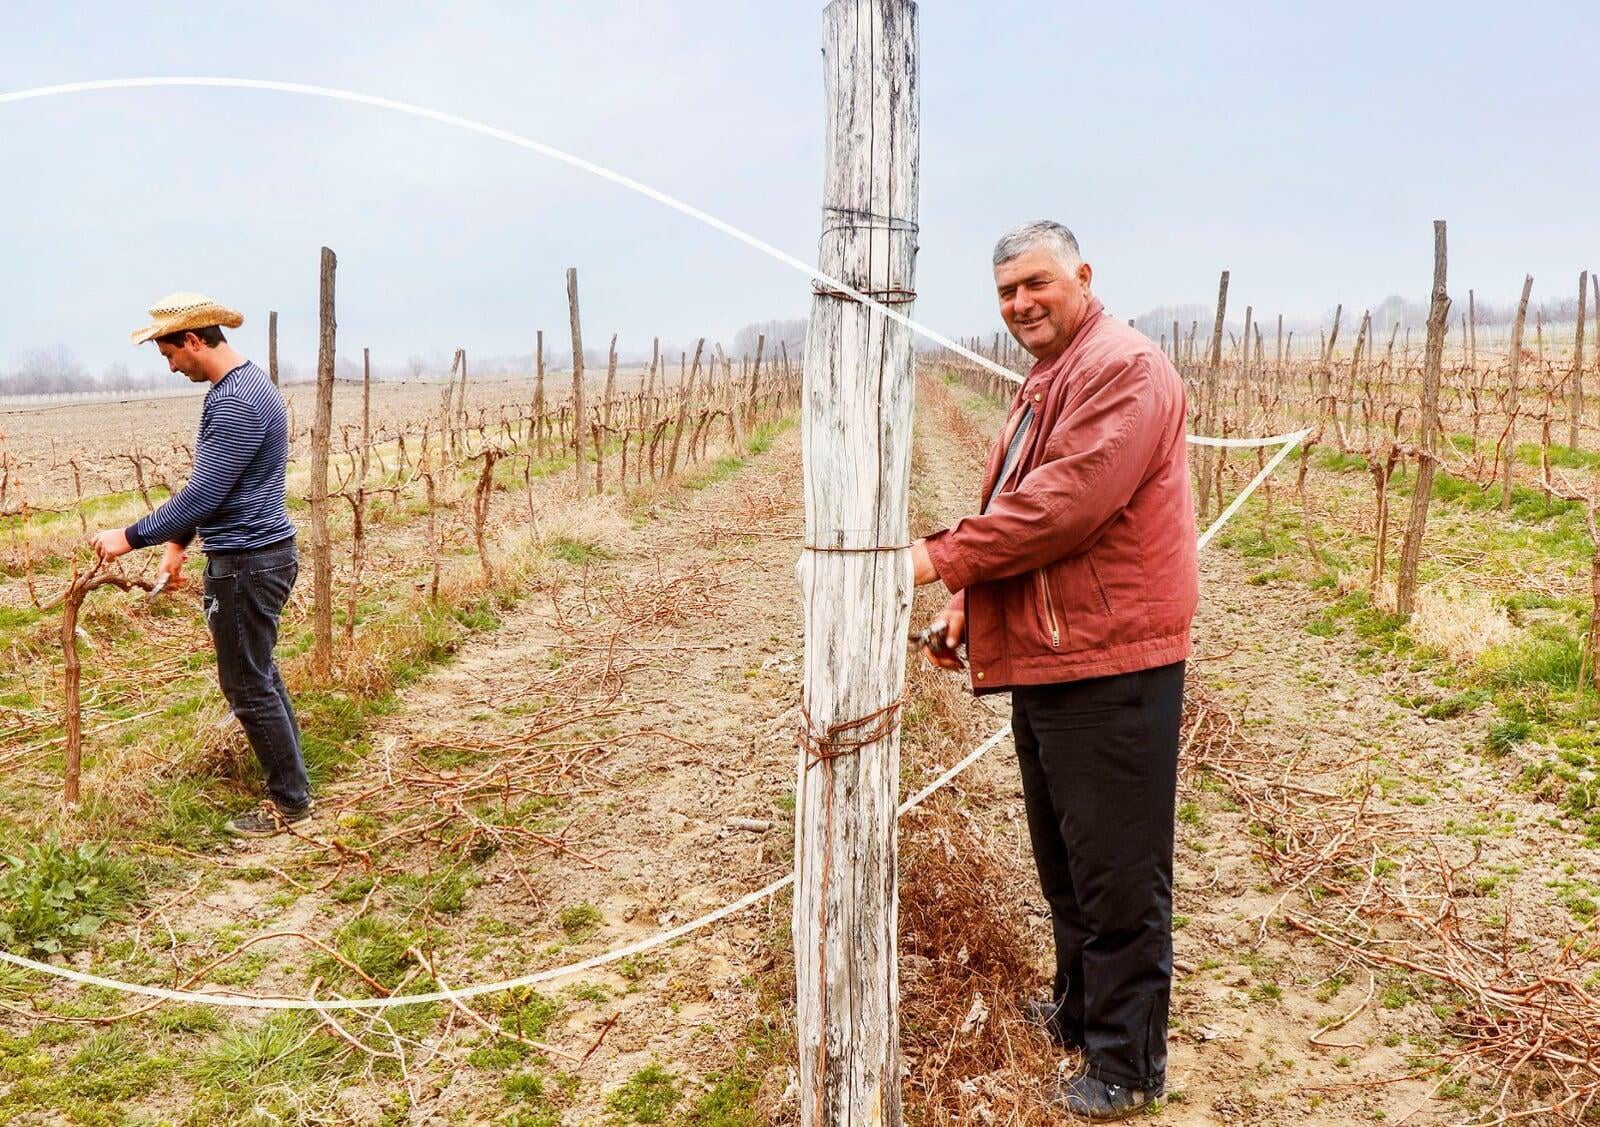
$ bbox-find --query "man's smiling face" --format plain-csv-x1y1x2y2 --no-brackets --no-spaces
995,246,1095,364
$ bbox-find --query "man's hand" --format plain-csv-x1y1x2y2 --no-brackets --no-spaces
89,528,132,561
919,606,966,671
157,542,188,590
911,538,939,586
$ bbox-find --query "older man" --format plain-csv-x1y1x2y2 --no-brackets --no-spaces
90,293,312,839
910,221,1197,1119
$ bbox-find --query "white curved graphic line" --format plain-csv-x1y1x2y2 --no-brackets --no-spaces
0,75,1308,1009
0,453,1293,1011
3,75,1283,446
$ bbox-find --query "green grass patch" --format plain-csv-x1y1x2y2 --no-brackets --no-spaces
1313,449,1370,473
320,915,421,991
606,1062,681,1123
187,1012,354,1107
681,1060,761,1125
557,902,603,941
0,838,139,957
1481,629,1584,692
545,536,614,565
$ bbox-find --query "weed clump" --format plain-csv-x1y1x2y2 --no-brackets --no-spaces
0,838,139,957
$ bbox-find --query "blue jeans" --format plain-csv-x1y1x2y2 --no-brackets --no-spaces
203,540,311,811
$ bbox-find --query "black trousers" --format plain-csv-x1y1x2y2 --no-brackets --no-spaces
1012,659,1185,1090
203,541,311,812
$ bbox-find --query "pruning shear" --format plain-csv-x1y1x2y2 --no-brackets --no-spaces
909,619,961,664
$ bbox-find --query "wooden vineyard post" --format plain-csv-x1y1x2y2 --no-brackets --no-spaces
533,329,546,457
455,349,470,448
566,268,588,497
1395,221,1451,619
1573,271,1589,451
268,310,279,387
1196,270,1228,520
603,333,618,427
1501,276,1534,511
665,339,705,480
795,2,917,1124
746,332,765,428
309,247,337,679
1341,311,1369,446
344,347,372,645
1275,313,1284,401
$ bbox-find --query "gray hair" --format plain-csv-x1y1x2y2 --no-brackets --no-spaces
992,220,1082,271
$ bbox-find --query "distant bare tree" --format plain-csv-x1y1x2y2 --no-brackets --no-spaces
734,318,806,361
5,345,88,394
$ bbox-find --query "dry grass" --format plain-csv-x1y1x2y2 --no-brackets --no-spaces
1406,584,1517,663
899,799,1062,1124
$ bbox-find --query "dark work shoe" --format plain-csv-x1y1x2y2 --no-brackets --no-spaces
225,799,314,839
1022,997,1085,1049
1052,1068,1163,1120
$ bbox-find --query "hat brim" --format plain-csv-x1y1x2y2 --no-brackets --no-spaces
131,308,245,345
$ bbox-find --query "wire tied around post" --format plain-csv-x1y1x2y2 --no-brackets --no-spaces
798,698,905,769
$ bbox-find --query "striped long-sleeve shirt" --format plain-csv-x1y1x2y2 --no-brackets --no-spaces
125,361,295,552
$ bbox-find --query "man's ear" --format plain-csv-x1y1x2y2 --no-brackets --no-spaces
1078,262,1093,289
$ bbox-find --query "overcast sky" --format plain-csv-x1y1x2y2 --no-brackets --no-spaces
2,0,1596,376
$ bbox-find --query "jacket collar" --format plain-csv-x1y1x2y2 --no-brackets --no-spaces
1024,297,1106,386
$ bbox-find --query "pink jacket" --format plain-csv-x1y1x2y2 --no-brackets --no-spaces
923,301,1198,695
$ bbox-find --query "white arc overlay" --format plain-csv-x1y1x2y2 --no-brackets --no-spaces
0,75,1311,1009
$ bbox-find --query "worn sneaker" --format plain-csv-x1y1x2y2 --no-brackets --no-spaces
225,800,314,839
1022,996,1085,1050
1052,1067,1163,1121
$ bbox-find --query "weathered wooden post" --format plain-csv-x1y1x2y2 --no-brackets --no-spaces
603,332,619,427
533,329,546,456
566,268,587,497
1195,270,1228,519
1572,271,1589,450
343,346,372,646
1395,221,1451,618
267,310,279,387
746,333,766,427
1500,275,1534,511
309,247,337,679
453,349,470,450
794,2,917,1124
665,339,704,480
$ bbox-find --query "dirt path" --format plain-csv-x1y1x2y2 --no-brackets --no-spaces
264,426,818,1121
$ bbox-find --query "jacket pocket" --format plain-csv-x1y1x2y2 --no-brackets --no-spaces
1086,555,1113,615
1051,555,1116,653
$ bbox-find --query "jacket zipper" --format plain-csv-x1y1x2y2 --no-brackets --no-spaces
1037,570,1060,648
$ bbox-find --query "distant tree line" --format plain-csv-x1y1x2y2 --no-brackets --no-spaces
0,346,166,395
2,316,813,394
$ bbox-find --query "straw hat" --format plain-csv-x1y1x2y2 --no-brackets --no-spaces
130,292,245,345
